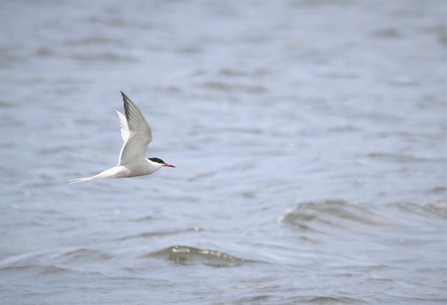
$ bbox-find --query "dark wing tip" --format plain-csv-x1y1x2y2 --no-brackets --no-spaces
120,91,129,100
120,91,135,121
121,92,129,117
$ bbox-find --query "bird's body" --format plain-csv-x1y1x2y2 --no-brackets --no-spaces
69,92,174,184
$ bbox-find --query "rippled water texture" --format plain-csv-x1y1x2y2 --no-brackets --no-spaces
0,0,446,304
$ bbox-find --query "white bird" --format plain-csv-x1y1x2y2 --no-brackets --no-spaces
69,91,175,184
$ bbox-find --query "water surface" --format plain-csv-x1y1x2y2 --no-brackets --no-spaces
0,0,446,304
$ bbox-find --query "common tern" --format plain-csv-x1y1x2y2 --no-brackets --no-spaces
69,92,175,184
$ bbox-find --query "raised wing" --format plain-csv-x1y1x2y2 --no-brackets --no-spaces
117,91,153,165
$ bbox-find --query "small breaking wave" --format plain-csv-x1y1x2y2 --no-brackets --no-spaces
280,199,446,246
280,200,394,232
146,245,253,267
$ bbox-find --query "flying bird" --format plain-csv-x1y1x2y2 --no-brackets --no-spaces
69,92,175,184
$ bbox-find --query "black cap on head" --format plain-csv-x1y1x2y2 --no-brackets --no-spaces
148,157,165,164
148,157,175,168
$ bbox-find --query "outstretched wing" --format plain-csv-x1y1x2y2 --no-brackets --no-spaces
117,91,153,165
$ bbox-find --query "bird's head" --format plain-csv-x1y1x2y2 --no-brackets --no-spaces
148,157,175,168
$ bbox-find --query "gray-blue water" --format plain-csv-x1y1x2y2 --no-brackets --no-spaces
1,0,446,304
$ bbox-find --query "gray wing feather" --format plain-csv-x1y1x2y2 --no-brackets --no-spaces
117,92,153,165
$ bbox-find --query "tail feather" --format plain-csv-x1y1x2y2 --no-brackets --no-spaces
68,176,95,184
69,167,125,184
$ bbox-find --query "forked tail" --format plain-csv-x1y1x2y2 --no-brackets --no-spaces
68,176,95,184
69,167,125,184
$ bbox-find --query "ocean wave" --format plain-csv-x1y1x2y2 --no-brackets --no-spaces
145,245,254,267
